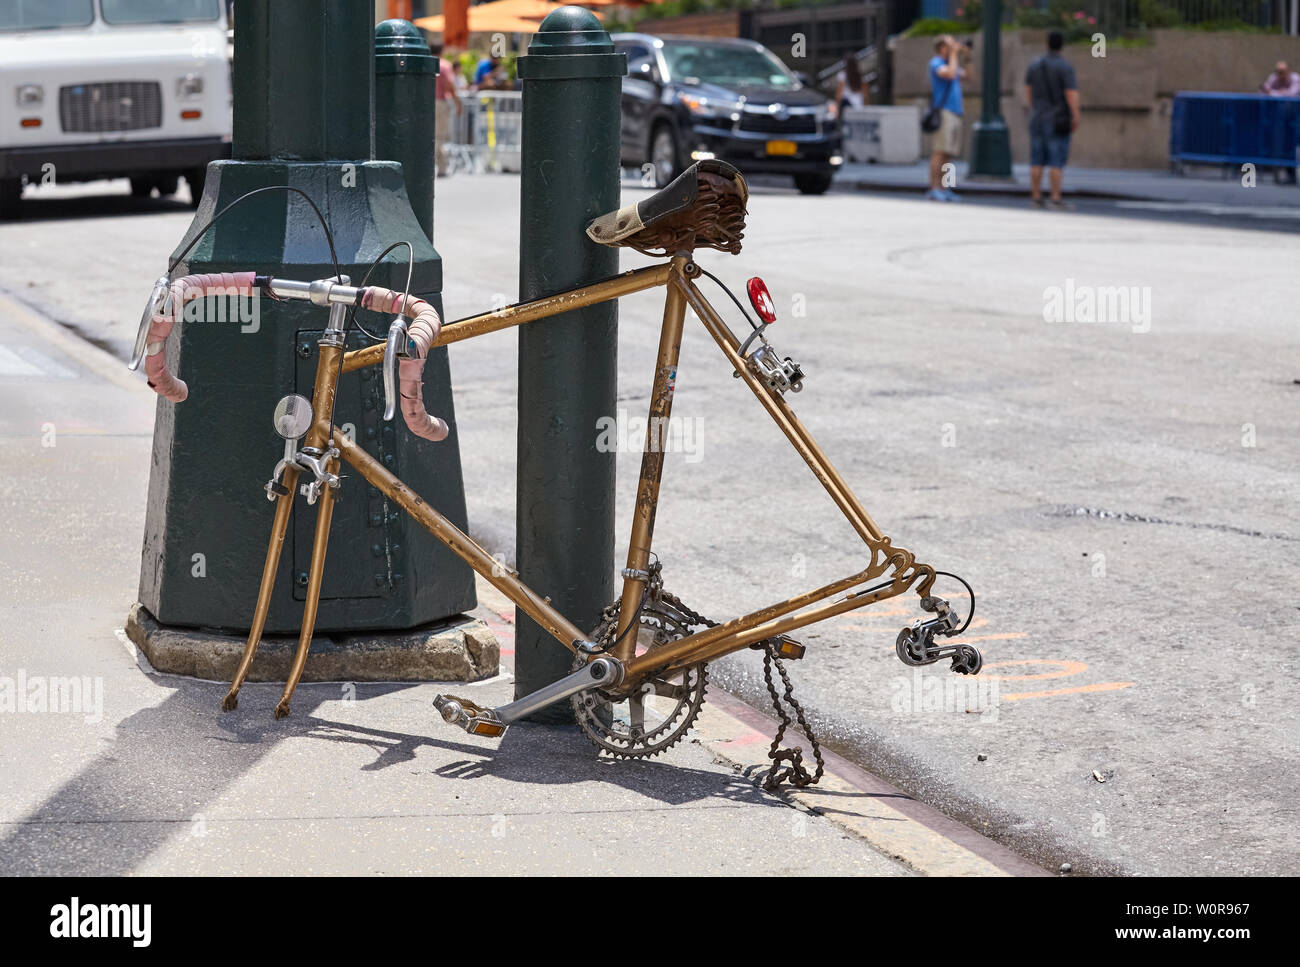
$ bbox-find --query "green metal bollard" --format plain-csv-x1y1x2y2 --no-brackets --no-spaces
513,8,626,720
968,0,1014,178
375,19,438,244
136,0,475,636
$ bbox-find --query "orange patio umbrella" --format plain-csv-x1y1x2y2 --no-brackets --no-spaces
414,12,546,35
415,0,606,38
482,0,607,17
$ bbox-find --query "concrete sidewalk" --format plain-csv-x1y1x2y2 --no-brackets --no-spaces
0,290,1038,877
834,160,1300,206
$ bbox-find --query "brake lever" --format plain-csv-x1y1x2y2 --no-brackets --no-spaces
382,317,408,422
129,275,171,371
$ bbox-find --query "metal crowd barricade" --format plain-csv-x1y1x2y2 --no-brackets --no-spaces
446,89,523,174
1169,92,1300,175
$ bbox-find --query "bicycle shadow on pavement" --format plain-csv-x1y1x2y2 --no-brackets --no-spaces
0,679,332,876
0,678,781,875
303,694,781,810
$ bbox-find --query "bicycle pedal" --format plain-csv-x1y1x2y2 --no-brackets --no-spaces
434,694,507,738
751,635,805,660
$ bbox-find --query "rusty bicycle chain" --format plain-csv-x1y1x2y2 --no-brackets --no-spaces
657,589,825,790
759,645,825,790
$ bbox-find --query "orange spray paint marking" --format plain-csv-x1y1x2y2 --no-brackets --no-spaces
1004,682,1135,702
979,659,1089,681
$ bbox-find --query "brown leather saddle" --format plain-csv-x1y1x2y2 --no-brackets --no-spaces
586,159,749,257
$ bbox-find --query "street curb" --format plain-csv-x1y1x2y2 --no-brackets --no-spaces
0,286,144,392
693,688,1051,877
832,178,1144,202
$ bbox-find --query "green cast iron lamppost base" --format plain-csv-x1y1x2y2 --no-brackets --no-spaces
129,1,493,686
968,0,1014,180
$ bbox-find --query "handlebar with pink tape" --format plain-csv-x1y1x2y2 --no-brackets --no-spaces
359,286,449,443
143,272,258,402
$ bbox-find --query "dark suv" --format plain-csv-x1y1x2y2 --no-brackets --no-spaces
612,33,842,195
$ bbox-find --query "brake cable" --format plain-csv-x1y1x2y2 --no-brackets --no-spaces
695,266,761,332
168,185,343,282
932,570,976,635
326,240,416,458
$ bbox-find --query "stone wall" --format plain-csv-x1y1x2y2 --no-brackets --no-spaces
892,29,1300,168
633,12,743,38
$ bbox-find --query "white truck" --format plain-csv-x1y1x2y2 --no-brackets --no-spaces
0,0,231,219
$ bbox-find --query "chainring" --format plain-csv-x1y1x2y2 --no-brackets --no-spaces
571,594,708,759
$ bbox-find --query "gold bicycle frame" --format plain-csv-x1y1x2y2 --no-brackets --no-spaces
223,254,941,716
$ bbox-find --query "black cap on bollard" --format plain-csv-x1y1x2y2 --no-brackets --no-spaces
519,6,621,69
374,18,438,243
375,17,438,74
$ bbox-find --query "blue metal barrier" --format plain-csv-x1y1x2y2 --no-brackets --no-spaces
1170,92,1300,170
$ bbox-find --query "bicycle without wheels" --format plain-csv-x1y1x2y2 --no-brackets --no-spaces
130,161,982,788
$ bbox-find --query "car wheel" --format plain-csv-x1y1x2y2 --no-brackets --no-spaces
0,178,21,221
155,174,180,196
794,171,834,195
650,124,679,189
185,167,207,209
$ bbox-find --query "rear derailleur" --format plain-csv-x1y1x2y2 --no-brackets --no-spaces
895,595,982,675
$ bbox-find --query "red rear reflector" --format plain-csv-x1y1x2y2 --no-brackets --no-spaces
20,118,41,128
747,277,776,324
181,110,202,120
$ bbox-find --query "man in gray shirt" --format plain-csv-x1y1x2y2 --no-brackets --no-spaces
1025,30,1080,210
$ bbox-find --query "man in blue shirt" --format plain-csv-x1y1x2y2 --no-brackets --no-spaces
474,54,503,90
1025,30,1080,210
926,35,966,202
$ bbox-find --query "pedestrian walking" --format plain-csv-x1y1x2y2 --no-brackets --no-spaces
926,35,965,202
835,57,869,117
434,45,464,178
1025,30,1080,211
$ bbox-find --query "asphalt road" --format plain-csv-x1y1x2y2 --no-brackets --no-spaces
876,190,1300,236
1,173,1296,876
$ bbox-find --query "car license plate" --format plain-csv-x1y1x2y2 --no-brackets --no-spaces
766,140,797,156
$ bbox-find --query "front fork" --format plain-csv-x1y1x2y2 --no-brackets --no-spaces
221,301,346,716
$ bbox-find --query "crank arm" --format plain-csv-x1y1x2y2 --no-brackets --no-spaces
435,656,623,738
